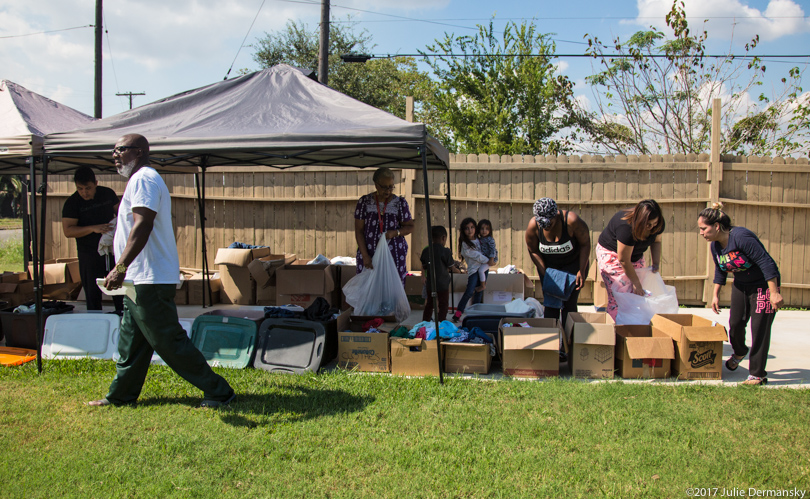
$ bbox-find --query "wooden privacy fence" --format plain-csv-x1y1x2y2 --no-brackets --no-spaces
39,153,810,307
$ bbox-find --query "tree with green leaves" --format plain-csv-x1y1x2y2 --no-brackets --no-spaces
580,0,809,156
419,21,580,156
252,17,431,119
0,175,23,218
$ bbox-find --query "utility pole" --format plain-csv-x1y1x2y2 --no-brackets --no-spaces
94,0,103,118
116,92,145,110
318,0,329,85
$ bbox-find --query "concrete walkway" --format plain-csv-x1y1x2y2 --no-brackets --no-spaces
0,229,22,243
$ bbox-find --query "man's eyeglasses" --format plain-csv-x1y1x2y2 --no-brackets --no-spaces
375,182,395,191
112,146,140,155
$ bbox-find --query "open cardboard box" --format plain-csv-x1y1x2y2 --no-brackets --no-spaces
28,258,81,300
615,325,674,379
187,272,221,305
564,312,616,379
337,308,390,373
449,269,533,310
214,247,273,305
442,334,494,374
390,338,441,376
276,261,336,308
499,317,562,378
651,314,727,380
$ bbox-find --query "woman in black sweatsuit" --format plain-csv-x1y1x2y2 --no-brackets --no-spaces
698,203,783,386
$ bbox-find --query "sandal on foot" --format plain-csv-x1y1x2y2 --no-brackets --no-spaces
725,355,744,371
741,375,767,386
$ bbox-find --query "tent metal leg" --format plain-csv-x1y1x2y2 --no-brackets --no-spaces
421,146,444,385
29,155,44,374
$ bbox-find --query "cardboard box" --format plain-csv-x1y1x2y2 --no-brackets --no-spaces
0,280,35,307
442,335,493,374
276,262,336,308
29,258,82,300
483,272,533,305
173,269,196,305
615,325,675,379
651,314,727,380
404,273,426,310
390,338,441,376
214,247,273,305
187,272,221,305
449,271,533,309
564,312,616,379
248,253,296,288
499,318,561,378
589,261,607,310
338,327,390,372
0,271,30,283
256,285,277,306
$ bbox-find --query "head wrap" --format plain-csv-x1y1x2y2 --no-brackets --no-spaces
533,198,558,229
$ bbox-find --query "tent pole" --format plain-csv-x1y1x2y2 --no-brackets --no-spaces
197,158,210,307
29,156,43,374
22,175,31,270
445,168,455,311
421,147,443,385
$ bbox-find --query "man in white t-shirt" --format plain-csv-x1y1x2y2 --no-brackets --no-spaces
88,134,234,409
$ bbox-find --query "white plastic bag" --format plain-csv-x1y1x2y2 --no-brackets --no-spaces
613,267,679,325
342,234,411,322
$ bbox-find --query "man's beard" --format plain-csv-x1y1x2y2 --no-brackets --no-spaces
117,158,139,178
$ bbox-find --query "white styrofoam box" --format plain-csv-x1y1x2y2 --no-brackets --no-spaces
151,318,194,365
42,314,121,360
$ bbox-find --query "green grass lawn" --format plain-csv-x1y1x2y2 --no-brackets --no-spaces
0,218,22,229
0,238,24,272
1,360,808,498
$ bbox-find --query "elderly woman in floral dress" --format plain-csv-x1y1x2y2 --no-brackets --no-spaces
354,167,414,284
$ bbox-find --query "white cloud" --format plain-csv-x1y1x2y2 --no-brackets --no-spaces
554,60,570,74
634,0,810,42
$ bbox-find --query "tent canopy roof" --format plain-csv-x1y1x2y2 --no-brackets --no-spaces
43,65,449,174
0,80,95,171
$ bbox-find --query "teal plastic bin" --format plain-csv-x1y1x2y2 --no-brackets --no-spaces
191,309,264,369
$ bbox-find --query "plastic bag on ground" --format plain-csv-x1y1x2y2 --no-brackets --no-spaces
613,267,679,325
342,234,411,322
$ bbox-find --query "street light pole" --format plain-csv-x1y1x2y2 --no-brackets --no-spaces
94,0,103,118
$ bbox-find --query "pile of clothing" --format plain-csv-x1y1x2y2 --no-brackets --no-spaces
263,297,339,322
12,301,74,315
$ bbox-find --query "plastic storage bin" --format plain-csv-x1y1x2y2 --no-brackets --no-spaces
0,303,74,349
463,304,535,318
191,309,264,369
253,318,326,374
42,313,120,360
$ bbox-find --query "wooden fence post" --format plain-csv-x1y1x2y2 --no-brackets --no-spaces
703,98,723,305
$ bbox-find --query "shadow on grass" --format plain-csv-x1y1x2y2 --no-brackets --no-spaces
138,385,374,427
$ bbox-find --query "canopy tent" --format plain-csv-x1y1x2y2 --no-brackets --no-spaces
43,64,449,173
30,65,453,381
0,80,95,171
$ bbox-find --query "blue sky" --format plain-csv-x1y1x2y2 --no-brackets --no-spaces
1,0,808,119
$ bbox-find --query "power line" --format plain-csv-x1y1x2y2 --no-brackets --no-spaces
0,25,94,39
224,0,267,79
368,53,810,59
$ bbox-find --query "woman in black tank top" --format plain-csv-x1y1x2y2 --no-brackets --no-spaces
525,198,591,332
